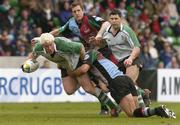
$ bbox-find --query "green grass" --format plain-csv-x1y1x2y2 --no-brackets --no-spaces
0,102,179,125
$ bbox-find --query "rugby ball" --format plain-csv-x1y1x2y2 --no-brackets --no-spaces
22,59,39,73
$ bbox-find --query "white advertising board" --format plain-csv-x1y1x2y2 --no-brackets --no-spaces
0,69,98,102
157,69,180,102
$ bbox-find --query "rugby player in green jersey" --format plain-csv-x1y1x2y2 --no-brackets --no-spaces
47,1,117,115
23,33,119,117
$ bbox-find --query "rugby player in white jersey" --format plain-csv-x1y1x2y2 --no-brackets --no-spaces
92,9,151,107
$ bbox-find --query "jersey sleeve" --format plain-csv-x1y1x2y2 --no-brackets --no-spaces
58,20,69,33
88,16,105,29
55,37,83,54
32,43,42,58
68,41,83,54
83,50,98,66
124,25,141,47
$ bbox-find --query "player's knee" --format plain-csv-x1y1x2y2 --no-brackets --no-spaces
66,91,74,95
122,104,135,117
126,109,134,117
64,89,75,95
83,87,93,94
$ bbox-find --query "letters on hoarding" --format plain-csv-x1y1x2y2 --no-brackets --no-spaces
0,69,97,102
157,69,180,102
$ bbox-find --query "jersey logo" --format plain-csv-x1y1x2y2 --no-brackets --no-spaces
82,25,91,33
84,54,90,60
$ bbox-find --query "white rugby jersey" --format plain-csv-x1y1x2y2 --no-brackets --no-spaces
102,23,140,61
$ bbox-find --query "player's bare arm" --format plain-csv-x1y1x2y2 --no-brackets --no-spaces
68,64,90,77
49,28,60,36
95,21,110,38
79,45,85,60
124,47,140,67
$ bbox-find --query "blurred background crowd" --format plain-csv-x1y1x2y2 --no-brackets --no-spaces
0,0,180,69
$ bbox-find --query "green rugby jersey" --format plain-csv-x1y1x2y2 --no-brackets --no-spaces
102,23,141,61
33,37,83,71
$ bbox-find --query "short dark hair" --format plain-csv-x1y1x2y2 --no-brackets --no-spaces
70,1,84,10
109,9,121,17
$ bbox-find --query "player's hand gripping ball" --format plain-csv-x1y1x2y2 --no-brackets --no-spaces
22,59,39,73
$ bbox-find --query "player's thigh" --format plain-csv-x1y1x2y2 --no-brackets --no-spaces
109,76,137,116
76,73,96,94
109,76,133,103
126,65,139,82
62,76,79,95
98,80,109,92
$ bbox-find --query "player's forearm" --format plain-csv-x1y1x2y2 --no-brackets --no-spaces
26,52,38,61
95,21,110,47
70,69,84,77
80,45,85,60
50,22,68,36
96,21,110,38
129,47,140,60
70,64,90,77
50,29,60,36
22,52,39,73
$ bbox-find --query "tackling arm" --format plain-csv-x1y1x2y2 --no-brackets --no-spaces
89,21,110,47
69,64,91,77
96,21,110,38
69,44,89,77
79,44,85,60
69,50,98,77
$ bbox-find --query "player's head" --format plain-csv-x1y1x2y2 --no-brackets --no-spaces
109,9,122,29
71,1,84,22
40,33,55,54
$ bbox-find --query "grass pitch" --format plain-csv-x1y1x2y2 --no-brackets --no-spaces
0,102,179,125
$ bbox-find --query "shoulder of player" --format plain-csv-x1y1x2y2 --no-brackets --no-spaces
105,24,111,32
54,37,72,43
89,15,104,21
61,17,76,28
54,37,83,47
68,15,104,22
33,43,43,52
68,16,75,21
121,24,134,34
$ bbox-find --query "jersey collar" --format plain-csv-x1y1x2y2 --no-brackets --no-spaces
108,23,123,37
120,23,123,31
107,23,123,32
